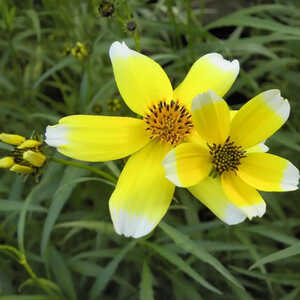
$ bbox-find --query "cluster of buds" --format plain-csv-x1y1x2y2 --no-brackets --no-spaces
0,133,46,175
108,99,122,112
64,42,88,61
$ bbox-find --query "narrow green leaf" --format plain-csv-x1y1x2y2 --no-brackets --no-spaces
250,243,300,270
49,247,77,300
140,261,155,300
55,220,114,234
143,241,221,295
0,200,46,213
25,9,41,41
160,222,243,289
0,296,55,300
89,240,136,300
41,167,87,256
33,57,75,88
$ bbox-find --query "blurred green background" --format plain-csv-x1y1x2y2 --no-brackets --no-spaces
1,0,300,299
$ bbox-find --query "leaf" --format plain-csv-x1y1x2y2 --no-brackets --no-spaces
243,226,299,246
159,222,243,289
40,166,87,256
0,200,46,213
89,240,137,300
17,162,64,253
49,247,77,300
25,9,41,42
142,241,221,295
0,296,55,300
206,15,300,36
54,220,114,234
250,243,300,270
33,57,75,88
140,261,155,300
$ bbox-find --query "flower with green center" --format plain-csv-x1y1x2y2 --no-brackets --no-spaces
163,89,299,224
45,41,239,238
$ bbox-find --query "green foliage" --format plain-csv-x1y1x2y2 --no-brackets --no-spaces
1,0,300,299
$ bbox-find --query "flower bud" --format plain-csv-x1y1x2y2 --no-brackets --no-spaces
126,21,137,32
0,133,26,145
0,157,14,168
23,150,46,167
10,164,34,174
98,1,114,17
18,139,41,149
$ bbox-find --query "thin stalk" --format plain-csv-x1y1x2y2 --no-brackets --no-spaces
50,157,117,183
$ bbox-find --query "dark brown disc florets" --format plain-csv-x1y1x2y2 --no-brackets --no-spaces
208,136,246,174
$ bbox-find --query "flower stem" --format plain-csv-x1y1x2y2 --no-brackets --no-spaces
50,157,118,183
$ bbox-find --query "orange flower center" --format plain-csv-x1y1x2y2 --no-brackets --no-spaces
144,100,193,146
208,137,246,174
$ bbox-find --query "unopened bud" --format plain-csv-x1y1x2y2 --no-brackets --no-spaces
126,21,137,32
18,140,41,149
98,1,114,17
0,157,14,168
0,133,26,146
10,164,34,174
23,150,46,167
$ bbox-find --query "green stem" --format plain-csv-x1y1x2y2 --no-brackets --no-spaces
50,157,117,183
133,28,140,52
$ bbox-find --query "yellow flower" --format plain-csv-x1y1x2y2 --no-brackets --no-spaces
45,41,239,238
163,89,299,224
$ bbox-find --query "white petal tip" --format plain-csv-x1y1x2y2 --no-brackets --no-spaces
202,53,240,74
245,202,266,220
109,41,138,60
45,125,68,148
259,143,269,152
163,151,182,186
191,89,222,111
111,209,155,238
281,162,299,191
261,89,290,121
223,204,247,225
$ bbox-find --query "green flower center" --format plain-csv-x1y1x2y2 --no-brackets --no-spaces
208,137,246,175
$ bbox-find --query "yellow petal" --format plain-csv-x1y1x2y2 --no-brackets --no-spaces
0,157,14,168
221,172,266,219
237,152,299,191
174,53,239,109
188,176,246,225
191,90,230,144
109,140,175,238
18,140,41,149
163,143,211,187
0,133,25,145
10,164,34,174
230,90,290,149
23,150,46,167
45,115,149,162
109,41,173,116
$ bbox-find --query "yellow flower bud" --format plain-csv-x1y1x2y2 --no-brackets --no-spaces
10,164,34,174
0,157,14,168
0,133,26,145
23,150,46,167
18,139,41,149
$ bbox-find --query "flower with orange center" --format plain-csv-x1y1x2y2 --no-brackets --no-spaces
45,41,239,238
163,90,299,224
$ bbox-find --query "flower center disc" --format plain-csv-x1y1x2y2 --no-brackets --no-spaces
208,137,246,174
144,100,193,146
